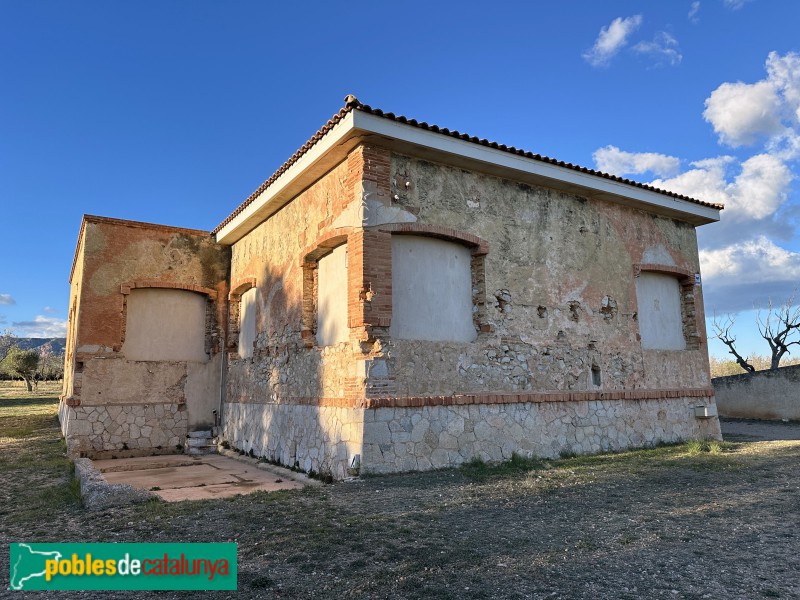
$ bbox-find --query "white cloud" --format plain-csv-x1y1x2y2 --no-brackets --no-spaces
583,15,643,67
704,52,800,150
592,52,800,313
0,294,15,305
42,306,57,314
688,1,701,23
699,237,800,311
703,81,783,147
12,316,68,338
701,236,800,281
633,32,683,67
766,51,800,120
723,0,753,9
593,145,681,178
650,153,792,222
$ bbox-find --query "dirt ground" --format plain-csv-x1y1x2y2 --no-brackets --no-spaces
1,394,799,599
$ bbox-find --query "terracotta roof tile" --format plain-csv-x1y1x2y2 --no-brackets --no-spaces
212,96,722,235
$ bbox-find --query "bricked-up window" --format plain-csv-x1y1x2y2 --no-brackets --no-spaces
122,288,208,361
317,244,349,346
636,272,686,350
390,235,478,342
238,287,257,359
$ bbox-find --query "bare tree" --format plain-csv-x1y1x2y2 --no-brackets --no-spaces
712,293,800,373
757,294,800,370
710,312,756,373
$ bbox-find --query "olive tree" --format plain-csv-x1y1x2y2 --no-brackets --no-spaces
1,347,39,391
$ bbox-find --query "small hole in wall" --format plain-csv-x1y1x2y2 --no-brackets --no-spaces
537,306,547,318
591,365,601,387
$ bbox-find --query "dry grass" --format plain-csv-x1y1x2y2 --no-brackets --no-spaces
0,379,62,399
1,390,799,599
709,354,800,377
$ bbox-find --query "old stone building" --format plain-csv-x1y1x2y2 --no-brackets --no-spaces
60,96,723,477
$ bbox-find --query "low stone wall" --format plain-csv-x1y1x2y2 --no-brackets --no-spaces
361,396,720,474
59,401,187,458
222,402,364,480
74,458,156,510
222,395,720,479
713,365,800,420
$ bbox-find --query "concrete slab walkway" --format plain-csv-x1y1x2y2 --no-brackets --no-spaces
92,454,307,502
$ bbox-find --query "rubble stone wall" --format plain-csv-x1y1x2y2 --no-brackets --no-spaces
60,400,188,459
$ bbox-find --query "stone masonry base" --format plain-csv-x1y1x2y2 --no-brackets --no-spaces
222,402,364,481
59,401,188,459
223,395,721,479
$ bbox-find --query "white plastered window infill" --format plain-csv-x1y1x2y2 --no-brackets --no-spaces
390,235,477,343
238,287,257,359
316,244,348,346
636,272,686,351
123,288,208,361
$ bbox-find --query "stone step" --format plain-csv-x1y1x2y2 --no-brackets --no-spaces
186,437,217,448
187,430,213,439
186,446,217,456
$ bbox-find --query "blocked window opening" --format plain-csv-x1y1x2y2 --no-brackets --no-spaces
636,272,686,350
238,287,257,359
390,235,477,342
123,288,208,361
316,244,348,346
591,365,601,387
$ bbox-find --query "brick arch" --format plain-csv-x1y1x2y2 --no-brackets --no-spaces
229,277,257,301
633,263,694,283
377,224,492,334
120,280,218,300
377,223,489,256
300,230,352,265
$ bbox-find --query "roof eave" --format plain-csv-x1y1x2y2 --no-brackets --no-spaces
214,109,721,245
214,111,360,245
351,111,721,227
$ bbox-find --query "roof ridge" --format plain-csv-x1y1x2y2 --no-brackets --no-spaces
212,96,722,235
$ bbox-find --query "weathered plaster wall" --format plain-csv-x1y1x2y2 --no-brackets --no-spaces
225,147,374,403
221,146,718,478
382,154,712,396
361,396,721,474
62,229,87,401
60,216,229,457
713,365,800,420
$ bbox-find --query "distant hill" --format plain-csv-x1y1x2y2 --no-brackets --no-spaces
13,338,66,355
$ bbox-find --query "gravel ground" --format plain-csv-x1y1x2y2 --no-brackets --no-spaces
721,417,800,442
2,397,799,599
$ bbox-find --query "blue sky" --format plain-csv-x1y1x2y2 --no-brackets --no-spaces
2,0,799,360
